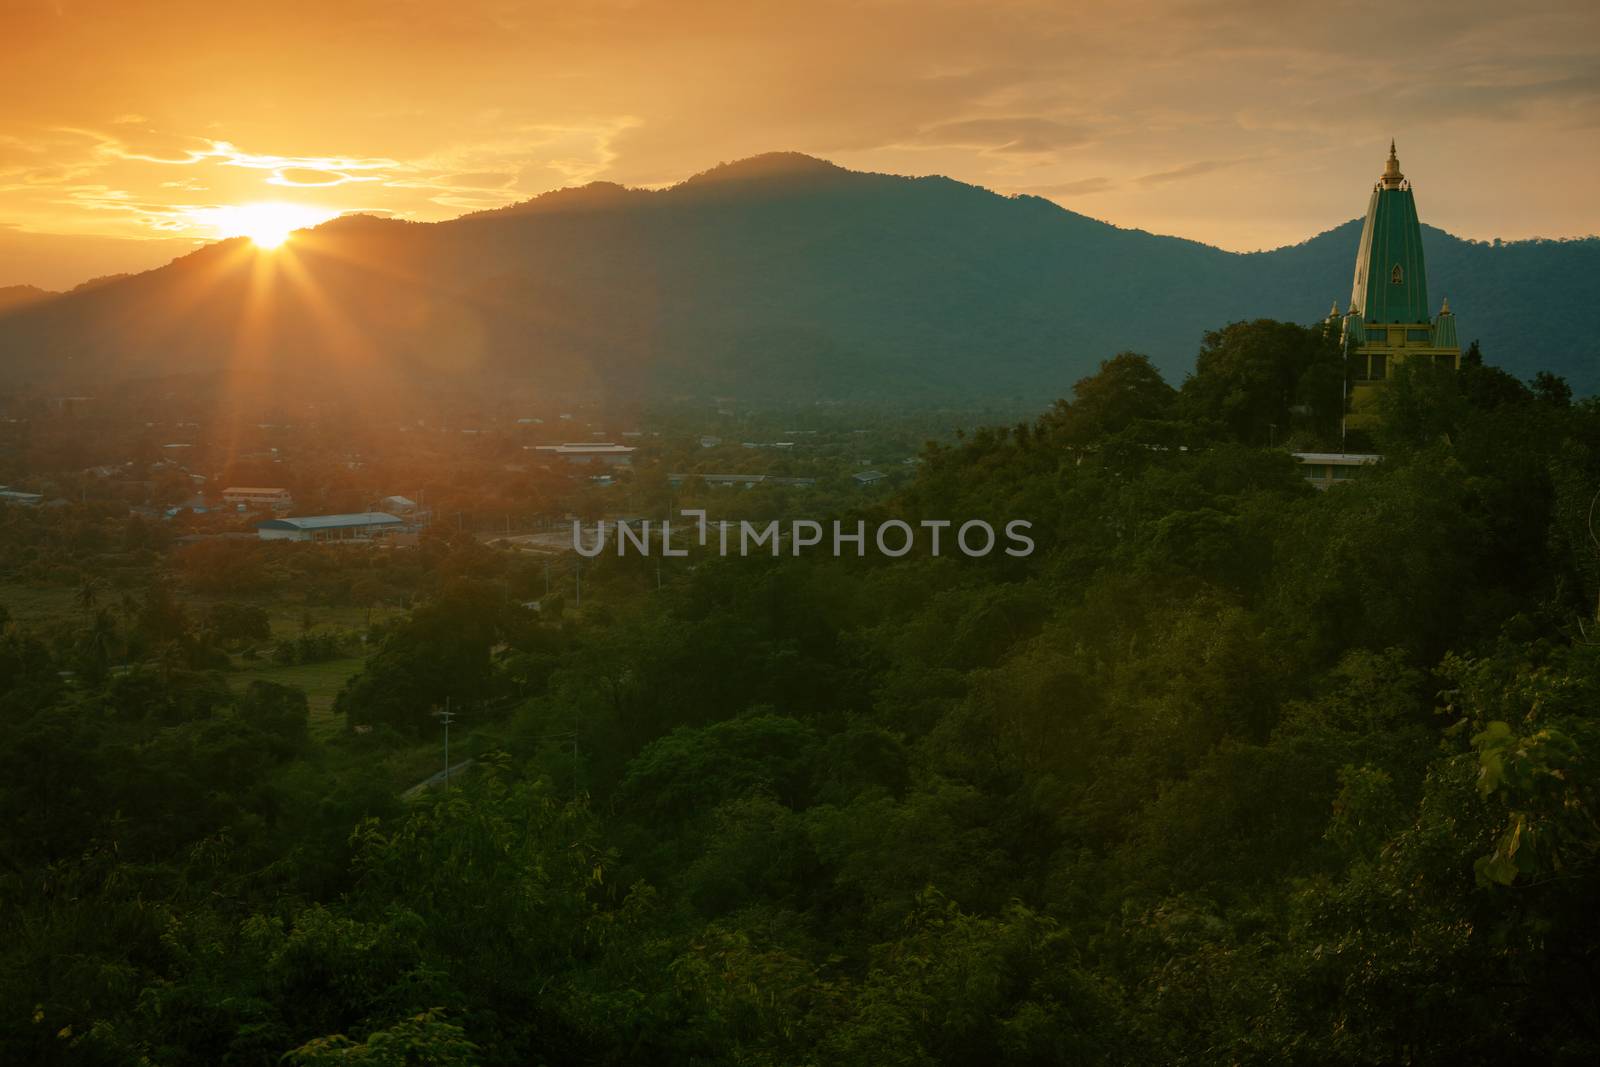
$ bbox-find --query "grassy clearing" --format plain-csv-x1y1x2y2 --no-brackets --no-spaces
256,602,407,640
232,655,369,739
1,579,397,744
0,580,405,637
0,583,83,626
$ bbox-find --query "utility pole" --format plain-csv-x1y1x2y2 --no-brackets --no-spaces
575,560,581,608
1340,321,1350,453
438,697,456,789
1586,487,1600,630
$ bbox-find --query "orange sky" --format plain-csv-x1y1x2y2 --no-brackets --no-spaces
3,0,1598,288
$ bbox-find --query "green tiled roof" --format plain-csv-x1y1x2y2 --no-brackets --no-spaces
1434,301,1458,348
1349,145,1431,325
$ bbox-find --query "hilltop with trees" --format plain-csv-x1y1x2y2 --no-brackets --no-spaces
2,319,1599,1063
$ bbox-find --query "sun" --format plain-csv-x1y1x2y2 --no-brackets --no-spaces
193,201,340,249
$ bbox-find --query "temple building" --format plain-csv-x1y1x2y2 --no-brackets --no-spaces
1334,142,1460,387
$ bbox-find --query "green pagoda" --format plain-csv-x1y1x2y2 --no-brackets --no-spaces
1334,142,1460,388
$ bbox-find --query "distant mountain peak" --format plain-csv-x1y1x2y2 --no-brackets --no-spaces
473,180,645,219
69,273,131,293
316,212,405,231
0,284,57,315
679,152,844,186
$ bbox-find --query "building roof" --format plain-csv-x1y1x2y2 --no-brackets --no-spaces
257,512,404,531
1292,452,1382,466
1350,142,1431,325
668,473,816,487
532,442,635,455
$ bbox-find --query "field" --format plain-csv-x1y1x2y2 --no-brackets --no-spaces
0,580,385,741
230,654,370,739
0,581,80,626
0,580,404,633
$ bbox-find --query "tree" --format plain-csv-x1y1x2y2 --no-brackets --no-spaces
1374,359,1470,449
350,574,386,629
75,576,102,614
1043,352,1176,444
205,602,272,646
285,1008,478,1066
335,580,508,732
137,579,191,646
77,607,118,686
1458,351,1532,411
1179,319,1343,444
1531,370,1573,408
237,680,311,757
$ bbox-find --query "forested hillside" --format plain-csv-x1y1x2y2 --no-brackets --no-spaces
1,154,1596,401
3,322,1599,1063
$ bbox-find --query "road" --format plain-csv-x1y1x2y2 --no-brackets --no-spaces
402,758,475,799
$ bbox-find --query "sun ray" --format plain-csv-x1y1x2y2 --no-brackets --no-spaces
187,201,341,249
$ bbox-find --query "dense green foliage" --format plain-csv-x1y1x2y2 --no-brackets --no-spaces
4,322,1600,1063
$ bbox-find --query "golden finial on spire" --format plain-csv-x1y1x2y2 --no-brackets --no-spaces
1441,296,1451,314
1381,140,1405,189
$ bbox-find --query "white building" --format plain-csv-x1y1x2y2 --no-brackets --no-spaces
223,486,293,511
257,512,405,542
1292,452,1381,490
529,442,636,466
0,486,43,506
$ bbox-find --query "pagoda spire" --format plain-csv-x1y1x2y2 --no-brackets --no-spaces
1381,140,1405,189
1342,140,1462,403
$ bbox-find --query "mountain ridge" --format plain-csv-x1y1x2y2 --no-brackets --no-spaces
1,153,1595,401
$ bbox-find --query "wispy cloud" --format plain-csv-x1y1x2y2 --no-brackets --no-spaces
1010,177,1115,197
0,119,641,237
902,117,1093,154
0,0,1595,265
267,168,379,188
1135,159,1241,186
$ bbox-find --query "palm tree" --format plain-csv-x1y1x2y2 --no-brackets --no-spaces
76,577,103,614
80,608,117,685
157,638,186,685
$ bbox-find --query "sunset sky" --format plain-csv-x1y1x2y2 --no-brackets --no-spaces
3,0,1597,289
